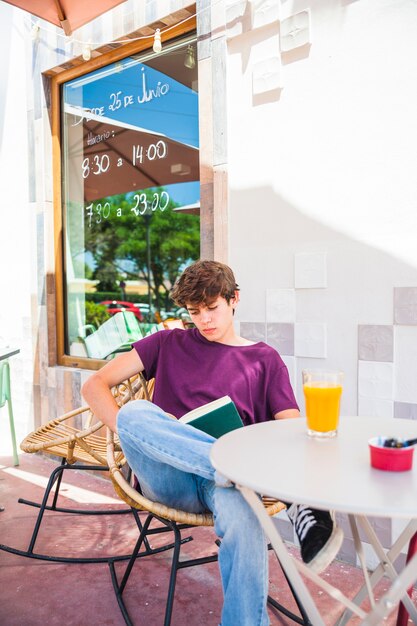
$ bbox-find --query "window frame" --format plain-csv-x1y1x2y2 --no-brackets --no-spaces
49,15,198,369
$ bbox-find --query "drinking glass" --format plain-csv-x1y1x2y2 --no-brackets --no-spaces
302,370,344,438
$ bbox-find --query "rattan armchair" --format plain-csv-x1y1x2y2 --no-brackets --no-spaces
107,425,311,626
0,374,154,563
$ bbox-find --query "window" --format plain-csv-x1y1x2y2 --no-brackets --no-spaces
59,35,199,362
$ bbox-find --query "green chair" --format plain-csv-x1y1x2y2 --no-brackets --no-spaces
83,312,144,360
138,322,161,336
121,311,144,341
0,360,19,466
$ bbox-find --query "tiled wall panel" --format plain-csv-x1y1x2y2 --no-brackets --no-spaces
394,326,417,403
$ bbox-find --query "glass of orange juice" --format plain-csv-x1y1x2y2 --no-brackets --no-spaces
302,370,344,438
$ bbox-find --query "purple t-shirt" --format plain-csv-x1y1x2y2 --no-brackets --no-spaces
133,328,298,425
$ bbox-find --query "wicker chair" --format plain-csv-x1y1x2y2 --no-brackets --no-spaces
107,423,311,626
0,374,154,563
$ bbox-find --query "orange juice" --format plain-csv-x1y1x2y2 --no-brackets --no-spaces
303,384,342,435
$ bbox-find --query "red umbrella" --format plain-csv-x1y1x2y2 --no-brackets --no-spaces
2,0,127,35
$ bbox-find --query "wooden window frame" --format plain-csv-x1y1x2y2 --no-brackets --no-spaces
46,10,198,369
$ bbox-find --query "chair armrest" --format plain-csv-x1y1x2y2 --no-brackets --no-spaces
20,374,154,465
20,407,105,454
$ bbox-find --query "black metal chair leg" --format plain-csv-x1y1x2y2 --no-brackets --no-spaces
109,517,194,626
267,548,313,625
163,524,182,626
131,508,153,553
119,514,155,594
0,463,137,563
281,568,313,625
267,595,311,625
50,458,66,509
26,463,66,553
109,523,311,626
18,463,132,515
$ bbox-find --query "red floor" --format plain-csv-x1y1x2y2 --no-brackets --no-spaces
0,453,410,625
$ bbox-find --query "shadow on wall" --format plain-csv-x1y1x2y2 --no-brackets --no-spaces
228,22,279,75
229,184,417,274
225,0,354,104
229,184,417,417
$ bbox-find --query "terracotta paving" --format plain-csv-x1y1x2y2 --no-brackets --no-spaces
0,452,412,625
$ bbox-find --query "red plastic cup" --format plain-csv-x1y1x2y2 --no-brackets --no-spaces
369,437,414,472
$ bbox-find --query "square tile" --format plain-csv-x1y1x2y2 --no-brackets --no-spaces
358,325,393,362
339,514,391,549
359,542,387,571
272,516,294,543
71,370,81,405
197,0,212,59
280,10,311,52
252,57,282,95
36,213,45,305
250,0,280,29
294,323,327,358
266,289,296,323
211,0,227,40
212,39,228,166
337,537,357,566
266,323,294,355
358,396,393,418
358,361,393,400
240,322,266,343
393,552,407,572
394,326,417,403
336,513,353,539
225,0,248,38
80,369,93,388
394,401,417,420
392,517,411,554
394,287,417,325
295,289,327,323
295,253,327,289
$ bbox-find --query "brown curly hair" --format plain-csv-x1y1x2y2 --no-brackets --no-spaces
170,260,239,307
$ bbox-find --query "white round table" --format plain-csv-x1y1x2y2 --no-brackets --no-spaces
210,417,417,625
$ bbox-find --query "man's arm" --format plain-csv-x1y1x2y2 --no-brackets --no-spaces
82,348,145,432
274,408,300,420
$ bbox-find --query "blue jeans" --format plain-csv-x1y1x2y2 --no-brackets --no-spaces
117,400,270,626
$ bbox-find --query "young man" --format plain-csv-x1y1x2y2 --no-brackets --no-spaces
82,260,343,626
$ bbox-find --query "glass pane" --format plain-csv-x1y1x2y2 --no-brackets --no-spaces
61,38,199,359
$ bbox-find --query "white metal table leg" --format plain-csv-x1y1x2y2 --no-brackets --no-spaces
362,549,417,625
238,485,327,626
238,486,417,626
337,520,417,626
357,516,417,624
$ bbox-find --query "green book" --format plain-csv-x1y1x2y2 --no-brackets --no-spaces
179,395,244,439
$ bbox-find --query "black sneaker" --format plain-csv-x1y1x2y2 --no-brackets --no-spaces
287,504,343,573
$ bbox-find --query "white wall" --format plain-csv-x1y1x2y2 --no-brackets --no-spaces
226,0,417,416
0,0,196,453
0,4,33,450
